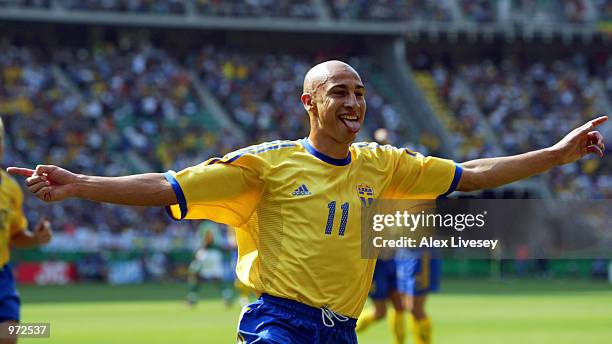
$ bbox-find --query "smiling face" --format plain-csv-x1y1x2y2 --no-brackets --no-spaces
302,61,367,146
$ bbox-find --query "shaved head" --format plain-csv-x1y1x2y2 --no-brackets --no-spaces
303,60,361,95
301,60,367,155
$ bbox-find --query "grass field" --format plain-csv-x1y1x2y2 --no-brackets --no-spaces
17,278,612,344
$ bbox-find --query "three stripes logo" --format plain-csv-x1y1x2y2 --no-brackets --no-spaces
292,184,312,196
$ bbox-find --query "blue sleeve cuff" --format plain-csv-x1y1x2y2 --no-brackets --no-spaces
164,171,187,221
439,164,463,198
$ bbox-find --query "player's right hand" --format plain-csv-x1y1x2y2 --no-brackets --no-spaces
33,219,53,245
6,165,78,202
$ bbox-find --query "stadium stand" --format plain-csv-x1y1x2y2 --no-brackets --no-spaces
0,0,603,24
412,64,499,161
0,8,609,344
460,0,495,23
61,0,186,14
0,0,51,8
194,0,318,18
330,0,455,22
414,55,611,198
1,43,196,247
459,57,610,199
188,47,405,144
57,42,217,170
0,1,609,255
0,38,411,252
0,0,318,18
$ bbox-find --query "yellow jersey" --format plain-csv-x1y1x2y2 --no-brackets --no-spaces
166,139,460,317
0,170,28,267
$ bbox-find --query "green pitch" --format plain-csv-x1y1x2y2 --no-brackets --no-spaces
18,279,612,344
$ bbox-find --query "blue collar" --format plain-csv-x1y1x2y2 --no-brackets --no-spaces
300,138,352,166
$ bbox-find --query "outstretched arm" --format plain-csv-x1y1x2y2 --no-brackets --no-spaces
7,165,177,206
11,219,53,249
457,116,607,192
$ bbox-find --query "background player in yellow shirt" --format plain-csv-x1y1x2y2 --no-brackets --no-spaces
0,118,52,344
8,61,607,343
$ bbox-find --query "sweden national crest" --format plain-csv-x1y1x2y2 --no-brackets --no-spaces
357,184,374,208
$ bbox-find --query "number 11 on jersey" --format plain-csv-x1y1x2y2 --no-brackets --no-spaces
325,201,349,236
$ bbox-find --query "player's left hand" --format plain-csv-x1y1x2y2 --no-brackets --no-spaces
33,219,53,245
551,116,607,165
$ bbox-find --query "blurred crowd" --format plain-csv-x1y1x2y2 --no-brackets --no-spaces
1,38,610,253
0,0,186,12
330,0,454,22
461,0,495,23
0,0,316,17
505,0,593,24
0,43,204,246
424,55,611,198
0,0,605,23
428,63,501,161
56,42,225,171
194,0,317,18
189,47,405,145
597,0,612,21
0,40,404,251
62,0,186,14
0,0,51,8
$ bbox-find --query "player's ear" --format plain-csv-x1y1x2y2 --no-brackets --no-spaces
301,93,316,113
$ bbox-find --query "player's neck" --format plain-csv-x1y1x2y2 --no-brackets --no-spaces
306,133,351,160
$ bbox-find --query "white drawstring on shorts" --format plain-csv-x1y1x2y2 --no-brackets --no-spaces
321,307,349,328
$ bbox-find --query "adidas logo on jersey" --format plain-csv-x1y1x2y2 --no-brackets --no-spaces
291,184,312,196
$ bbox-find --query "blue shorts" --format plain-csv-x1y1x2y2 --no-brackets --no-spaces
0,265,20,322
237,294,357,344
396,250,441,296
369,259,397,300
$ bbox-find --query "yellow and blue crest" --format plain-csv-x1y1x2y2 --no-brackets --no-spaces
357,184,374,208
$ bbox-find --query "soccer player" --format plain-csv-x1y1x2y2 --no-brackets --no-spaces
186,221,225,307
395,249,439,344
0,117,53,344
187,221,239,307
8,61,607,344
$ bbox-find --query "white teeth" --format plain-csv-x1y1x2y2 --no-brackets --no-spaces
340,115,358,121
